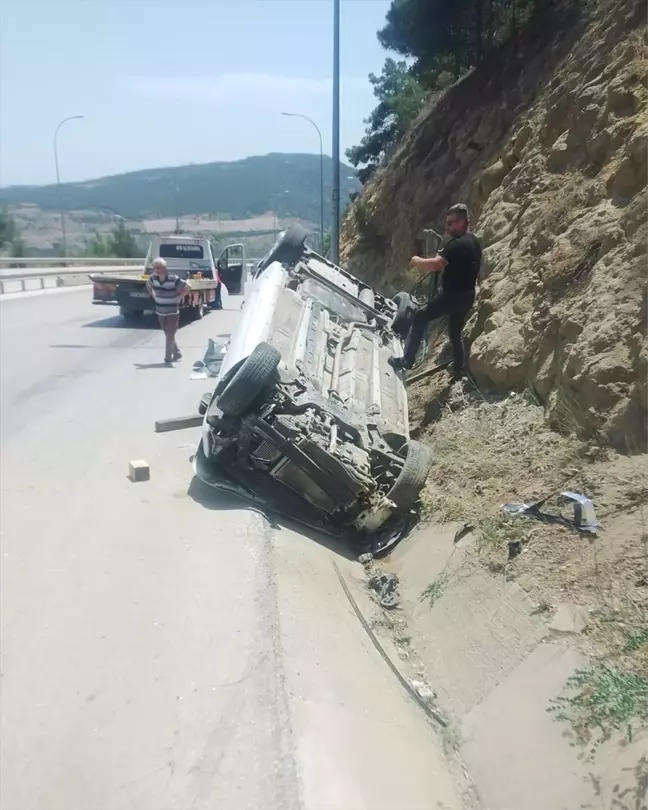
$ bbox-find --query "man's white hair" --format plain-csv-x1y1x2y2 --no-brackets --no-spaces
152,257,167,269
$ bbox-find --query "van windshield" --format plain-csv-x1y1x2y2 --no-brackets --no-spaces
158,243,204,259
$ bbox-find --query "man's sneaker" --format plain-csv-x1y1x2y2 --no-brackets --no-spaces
388,356,409,372
173,350,183,361
164,357,173,366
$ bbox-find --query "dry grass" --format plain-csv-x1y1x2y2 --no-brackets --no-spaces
410,373,648,745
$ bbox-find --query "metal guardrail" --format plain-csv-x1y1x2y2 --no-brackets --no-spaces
0,267,143,294
0,260,261,295
0,257,142,267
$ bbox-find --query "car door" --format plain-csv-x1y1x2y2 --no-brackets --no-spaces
216,243,246,295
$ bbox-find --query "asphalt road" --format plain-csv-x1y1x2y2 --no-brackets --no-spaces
0,288,460,810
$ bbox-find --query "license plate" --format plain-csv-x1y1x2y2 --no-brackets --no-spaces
130,291,149,298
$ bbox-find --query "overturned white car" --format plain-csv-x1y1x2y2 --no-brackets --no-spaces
195,225,432,553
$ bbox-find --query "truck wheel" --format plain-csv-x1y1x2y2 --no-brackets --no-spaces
217,342,281,417
388,441,432,509
188,299,204,321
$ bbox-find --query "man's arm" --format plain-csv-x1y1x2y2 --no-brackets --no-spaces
410,255,447,272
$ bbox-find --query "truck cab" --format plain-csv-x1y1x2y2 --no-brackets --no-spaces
144,234,218,280
144,235,246,295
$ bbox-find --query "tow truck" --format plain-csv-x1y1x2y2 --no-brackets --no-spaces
89,235,245,321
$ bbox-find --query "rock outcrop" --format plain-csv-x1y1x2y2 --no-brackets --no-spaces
341,0,647,451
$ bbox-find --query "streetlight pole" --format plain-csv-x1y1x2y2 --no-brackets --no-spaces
271,190,290,240
331,0,341,264
53,115,84,258
281,112,324,254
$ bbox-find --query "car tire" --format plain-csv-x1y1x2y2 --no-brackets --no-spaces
258,224,309,271
217,342,281,417
121,308,143,320
388,440,432,509
391,291,414,338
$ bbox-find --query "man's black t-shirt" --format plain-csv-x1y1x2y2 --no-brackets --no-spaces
440,232,482,296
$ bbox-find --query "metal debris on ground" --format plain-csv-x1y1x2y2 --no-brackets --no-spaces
502,490,599,535
191,339,225,380
368,572,401,609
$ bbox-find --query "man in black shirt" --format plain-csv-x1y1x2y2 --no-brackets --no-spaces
389,204,482,380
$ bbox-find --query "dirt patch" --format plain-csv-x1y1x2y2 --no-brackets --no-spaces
408,371,648,745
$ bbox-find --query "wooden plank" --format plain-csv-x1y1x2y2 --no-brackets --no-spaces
405,361,452,386
154,414,203,433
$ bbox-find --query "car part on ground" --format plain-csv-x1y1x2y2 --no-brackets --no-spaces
195,225,432,553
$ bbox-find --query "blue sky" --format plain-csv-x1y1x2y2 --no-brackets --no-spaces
0,0,393,187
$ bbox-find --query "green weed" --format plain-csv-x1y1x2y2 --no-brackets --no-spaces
548,665,648,754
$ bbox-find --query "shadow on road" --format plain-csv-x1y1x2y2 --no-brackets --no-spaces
187,475,356,561
83,314,198,330
133,362,176,370
83,315,157,329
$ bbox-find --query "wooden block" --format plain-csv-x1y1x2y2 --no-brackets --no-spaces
128,460,150,482
154,414,203,433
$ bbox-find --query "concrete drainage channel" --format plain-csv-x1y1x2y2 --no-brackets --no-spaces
254,512,475,810
374,523,648,810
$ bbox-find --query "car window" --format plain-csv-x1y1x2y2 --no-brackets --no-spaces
159,244,204,259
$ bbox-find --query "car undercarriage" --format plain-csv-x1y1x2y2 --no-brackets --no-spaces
195,228,432,554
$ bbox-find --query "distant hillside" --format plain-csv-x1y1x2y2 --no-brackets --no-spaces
0,154,360,225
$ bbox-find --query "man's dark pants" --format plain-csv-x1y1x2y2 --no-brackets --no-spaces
157,312,180,362
403,290,474,373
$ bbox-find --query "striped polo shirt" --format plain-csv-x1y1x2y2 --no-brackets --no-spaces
149,273,185,315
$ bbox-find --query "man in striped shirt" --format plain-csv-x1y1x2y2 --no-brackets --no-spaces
146,257,189,364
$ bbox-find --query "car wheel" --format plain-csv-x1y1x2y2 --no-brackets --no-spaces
217,342,281,417
121,308,143,320
391,291,415,338
388,440,432,509
258,224,309,272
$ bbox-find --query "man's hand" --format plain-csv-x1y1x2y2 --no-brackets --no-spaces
410,254,447,272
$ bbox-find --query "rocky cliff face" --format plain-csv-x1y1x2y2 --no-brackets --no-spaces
341,0,647,451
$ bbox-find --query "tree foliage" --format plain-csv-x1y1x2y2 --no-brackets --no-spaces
346,59,428,183
85,220,142,258
348,0,538,180
0,209,26,261
0,209,18,250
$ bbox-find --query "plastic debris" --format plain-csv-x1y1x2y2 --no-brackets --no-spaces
191,339,226,380
502,490,599,535
368,572,400,610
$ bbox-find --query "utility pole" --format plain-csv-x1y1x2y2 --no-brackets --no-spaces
331,0,340,264
53,115,84,259
281,112,324,254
